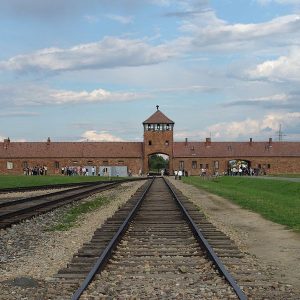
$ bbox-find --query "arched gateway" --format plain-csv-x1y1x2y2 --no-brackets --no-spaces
143,106,174,174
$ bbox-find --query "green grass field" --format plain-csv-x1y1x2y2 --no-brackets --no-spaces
182,176,300,231
267,174,300,178
0,175,124,189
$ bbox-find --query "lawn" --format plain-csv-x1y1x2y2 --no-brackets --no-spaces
182,176,300,231
0,175,124,189
267,174,300,178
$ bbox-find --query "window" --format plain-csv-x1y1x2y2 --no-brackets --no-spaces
157,124,160,130
7,161,13,169
192,161,197,169
179,161,184,170
166,124,170,130
87,160,93,164
118,160,124,165
54,161,60,169
206,164,209,169
258,164,262,169
22,161,28,168
214,161,219,169
165,140,169,146
267,164,271,169
200,163,203,169
103,160,108,165
148,140,152,146
148,124,151,130
73,161,78,164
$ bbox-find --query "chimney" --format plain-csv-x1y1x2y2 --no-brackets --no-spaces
249,137,253,146
3,137,10,149
47,137,51,145
269,137,272,147
185,138,188,146
205,137,211,146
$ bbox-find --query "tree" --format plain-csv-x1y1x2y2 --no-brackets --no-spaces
148,154,169,172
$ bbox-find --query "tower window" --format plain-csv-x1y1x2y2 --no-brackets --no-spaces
165,140,169,146
149,140,152,146
166,124,169,130
148,124,151,130
157,124,160,130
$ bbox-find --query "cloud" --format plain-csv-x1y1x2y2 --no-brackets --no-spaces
106,14,133,24
223,92,300,110
174,112,300,141
257,0,300,5
0,37,175,74
80,130,124,142
207,112,300,140
0,85,148,107
0,111,39,117
177,11,300,52
246,48,300,82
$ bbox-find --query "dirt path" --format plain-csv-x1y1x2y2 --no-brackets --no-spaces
169,178,300,294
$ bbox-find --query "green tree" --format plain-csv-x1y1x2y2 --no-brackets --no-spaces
149,154,169,172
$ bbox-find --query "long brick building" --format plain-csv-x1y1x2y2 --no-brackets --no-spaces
1,108,300,175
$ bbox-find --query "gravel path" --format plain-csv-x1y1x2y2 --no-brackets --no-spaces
0,180,144,300
169,177,300,297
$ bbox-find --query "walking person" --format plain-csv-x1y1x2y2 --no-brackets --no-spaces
178,170,183,180
174,170,178,180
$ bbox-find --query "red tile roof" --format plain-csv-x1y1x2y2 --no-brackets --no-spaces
0,141,299,159
143,110,174,124
0,142,143,158
173,141,300,157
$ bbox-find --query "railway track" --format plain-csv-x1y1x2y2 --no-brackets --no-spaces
0,178,138,194
0,178,147,230
48,177,250,299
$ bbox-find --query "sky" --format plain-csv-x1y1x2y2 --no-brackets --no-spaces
0,0,300,142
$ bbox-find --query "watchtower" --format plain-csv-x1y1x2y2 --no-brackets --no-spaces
143,106,174,173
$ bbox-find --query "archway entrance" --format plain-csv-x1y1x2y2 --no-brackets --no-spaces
148,153,169,176
228,159,251,175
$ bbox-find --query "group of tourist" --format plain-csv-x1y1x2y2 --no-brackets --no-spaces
23,166,47,176
174,170,184,180
61,166,96,176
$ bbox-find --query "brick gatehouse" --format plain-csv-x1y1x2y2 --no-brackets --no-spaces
1,107,300,175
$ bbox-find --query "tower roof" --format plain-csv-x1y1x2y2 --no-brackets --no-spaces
143,109,174,124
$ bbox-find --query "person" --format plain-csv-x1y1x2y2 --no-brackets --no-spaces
161,169,164,176
174,170,178,180
178,170,183,180
92,166,95,176
85,168,89,176
44,166,47,175
139,169,142,176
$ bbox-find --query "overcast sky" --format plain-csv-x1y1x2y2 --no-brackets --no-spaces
1,0,300,142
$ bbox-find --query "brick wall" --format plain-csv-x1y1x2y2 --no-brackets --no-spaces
143,129,174,173
0,157,143,175
173,156,300,176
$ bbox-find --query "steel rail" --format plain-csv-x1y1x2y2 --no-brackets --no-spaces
71,177,154,300
0,177,147,194
0,182,118,222
163,178,247,300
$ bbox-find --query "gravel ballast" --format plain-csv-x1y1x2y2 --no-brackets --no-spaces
0,180,145,299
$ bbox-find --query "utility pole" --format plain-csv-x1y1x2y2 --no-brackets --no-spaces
276,124,286,141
